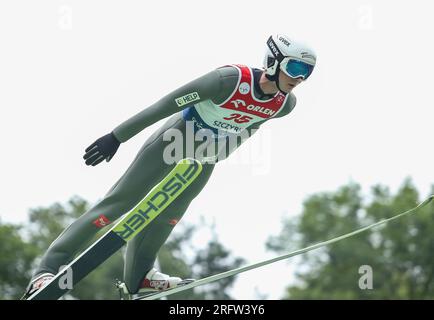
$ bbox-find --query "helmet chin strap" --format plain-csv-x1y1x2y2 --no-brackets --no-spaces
265,68,287,94
274,69,287,94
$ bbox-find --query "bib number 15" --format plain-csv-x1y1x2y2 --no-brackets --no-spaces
223,113,253,123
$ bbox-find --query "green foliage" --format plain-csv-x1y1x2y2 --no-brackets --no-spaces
0,196,244,300
158,222,245,300
0,222,39,299
267,178,434,299
191,239,245,299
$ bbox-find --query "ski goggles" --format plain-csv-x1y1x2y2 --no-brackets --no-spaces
280,57,315,80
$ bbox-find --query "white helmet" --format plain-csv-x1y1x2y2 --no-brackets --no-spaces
263,34,316,80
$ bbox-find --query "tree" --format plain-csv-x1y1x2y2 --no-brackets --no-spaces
267,178,434,299
1,196,245,300
0,221,39,299
158,220,245,300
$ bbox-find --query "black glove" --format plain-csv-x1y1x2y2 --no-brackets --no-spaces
83,132,121,166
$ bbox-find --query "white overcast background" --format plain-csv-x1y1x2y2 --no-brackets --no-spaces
0,0,433,299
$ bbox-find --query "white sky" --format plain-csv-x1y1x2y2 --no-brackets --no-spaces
0,0,433,299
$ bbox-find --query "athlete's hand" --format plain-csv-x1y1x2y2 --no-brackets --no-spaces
83,132,121,166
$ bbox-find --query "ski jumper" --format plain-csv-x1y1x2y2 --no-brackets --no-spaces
33,65,297,293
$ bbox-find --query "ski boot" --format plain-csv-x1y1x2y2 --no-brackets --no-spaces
21,273,54,300
116,268,194,300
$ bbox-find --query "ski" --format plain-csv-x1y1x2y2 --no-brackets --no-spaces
27,158,202,300
115,279,195,300
138,196,434,300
